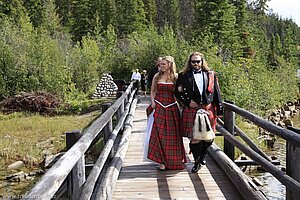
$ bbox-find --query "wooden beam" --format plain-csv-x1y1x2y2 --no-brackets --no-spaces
208,144,267,200
234,159,280,166
77,90,136,200
95,98,138,200
286,126,300,200
66,131,85,200
217,124,300,194
223,102,300,148
23,83,135,200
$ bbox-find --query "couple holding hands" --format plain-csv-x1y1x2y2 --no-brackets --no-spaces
143,52,223,173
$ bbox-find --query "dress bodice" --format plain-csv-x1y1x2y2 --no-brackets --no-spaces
155,82,177,106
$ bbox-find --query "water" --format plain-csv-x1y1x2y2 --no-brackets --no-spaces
249,115,299,200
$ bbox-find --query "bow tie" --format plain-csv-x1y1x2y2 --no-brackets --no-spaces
193,70,202,74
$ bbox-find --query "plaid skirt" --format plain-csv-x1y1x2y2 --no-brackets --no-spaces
181,104,217,138
147,103,186,169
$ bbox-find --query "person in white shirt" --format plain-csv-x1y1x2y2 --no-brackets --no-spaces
175,52,223,173
131,69,141,92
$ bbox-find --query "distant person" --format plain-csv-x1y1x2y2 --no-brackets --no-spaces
141,70,147,96
131,69,141,92
147,57,162,90
147,56,186,170
175,52,223,173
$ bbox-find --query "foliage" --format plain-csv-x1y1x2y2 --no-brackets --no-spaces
0,0,299,112
67,36,100,94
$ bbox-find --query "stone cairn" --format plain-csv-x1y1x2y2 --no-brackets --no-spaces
92,73,118,98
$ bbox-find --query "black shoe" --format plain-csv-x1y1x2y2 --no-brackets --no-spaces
200,157,206,165
191,162,201,173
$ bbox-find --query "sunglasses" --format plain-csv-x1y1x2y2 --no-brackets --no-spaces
191,60,202,64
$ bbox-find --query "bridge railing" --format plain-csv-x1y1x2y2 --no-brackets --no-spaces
218,101,300,200
23,81,138,200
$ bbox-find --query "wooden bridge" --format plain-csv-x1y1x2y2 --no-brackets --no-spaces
23,82,300,200
111,97,242,199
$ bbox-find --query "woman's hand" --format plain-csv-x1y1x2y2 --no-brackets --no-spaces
151,102,156,109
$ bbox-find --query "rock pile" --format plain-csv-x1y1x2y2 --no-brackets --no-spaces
259,99,300,148
267,100,299,127
92,73,118,98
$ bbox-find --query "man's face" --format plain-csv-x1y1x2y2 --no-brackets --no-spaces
190,55,202,70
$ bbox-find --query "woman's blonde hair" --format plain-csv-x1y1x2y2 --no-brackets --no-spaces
153,56,177,90
183,52,210,73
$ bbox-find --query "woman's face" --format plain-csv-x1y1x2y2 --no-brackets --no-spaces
190,55,202,70
159,60,170,72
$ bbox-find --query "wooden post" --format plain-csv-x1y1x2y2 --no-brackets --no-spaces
286,126,300,200
101,103,114,158
116,91,125,121
66,130,85,200
223,100,235,161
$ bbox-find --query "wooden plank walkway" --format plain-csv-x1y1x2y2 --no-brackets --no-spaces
112,97,243,200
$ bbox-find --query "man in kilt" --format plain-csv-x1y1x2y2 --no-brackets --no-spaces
175,52,223,173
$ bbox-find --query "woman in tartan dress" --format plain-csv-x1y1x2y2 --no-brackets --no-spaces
147,56,186,170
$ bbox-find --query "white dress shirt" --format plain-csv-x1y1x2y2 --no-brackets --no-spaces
131,72,141,81
193,71,204,95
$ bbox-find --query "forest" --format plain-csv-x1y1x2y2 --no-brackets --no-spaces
0,0,299,114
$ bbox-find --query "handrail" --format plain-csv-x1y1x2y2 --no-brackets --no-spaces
220,101,300,199
77,88,137,200
223,102,300,147
95,98,138,200
217,124,300,194
23,83,136,200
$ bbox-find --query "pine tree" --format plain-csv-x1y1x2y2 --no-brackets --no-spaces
55,0,73,29
43,0,62,35
70,0,95,42
23,0,46,28
115,0,147,36
97,0,117,31
0,0,27,24
194,0,238,59
178,0,195,38
143,0,157,26
155,0,180,32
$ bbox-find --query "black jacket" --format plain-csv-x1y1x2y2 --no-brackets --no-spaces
175,70,223,116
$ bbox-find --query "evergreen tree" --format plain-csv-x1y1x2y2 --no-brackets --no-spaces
268,34,282,67
115,0,147,36
143,0,157,26
194,0,238,60
0,0,27,24
155,0,180,32
250,0,270,15
23,0,46,28
178,0,195,38
281,24,298,64
97,0,117,31
42,0,62,35
55,0,73,29
70,0,95,42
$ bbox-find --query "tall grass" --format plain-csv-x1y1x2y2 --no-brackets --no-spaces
0,112,99,168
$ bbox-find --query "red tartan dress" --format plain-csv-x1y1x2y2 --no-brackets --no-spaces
147,82,186,169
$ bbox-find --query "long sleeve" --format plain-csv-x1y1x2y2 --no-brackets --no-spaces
212,73,223,116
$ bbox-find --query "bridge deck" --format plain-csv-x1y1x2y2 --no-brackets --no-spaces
112,97,242,199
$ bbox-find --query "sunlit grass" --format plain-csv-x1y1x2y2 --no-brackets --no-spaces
0,112,99,168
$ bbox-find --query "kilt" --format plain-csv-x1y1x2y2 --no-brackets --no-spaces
147,103,186,169
181,104,217,138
